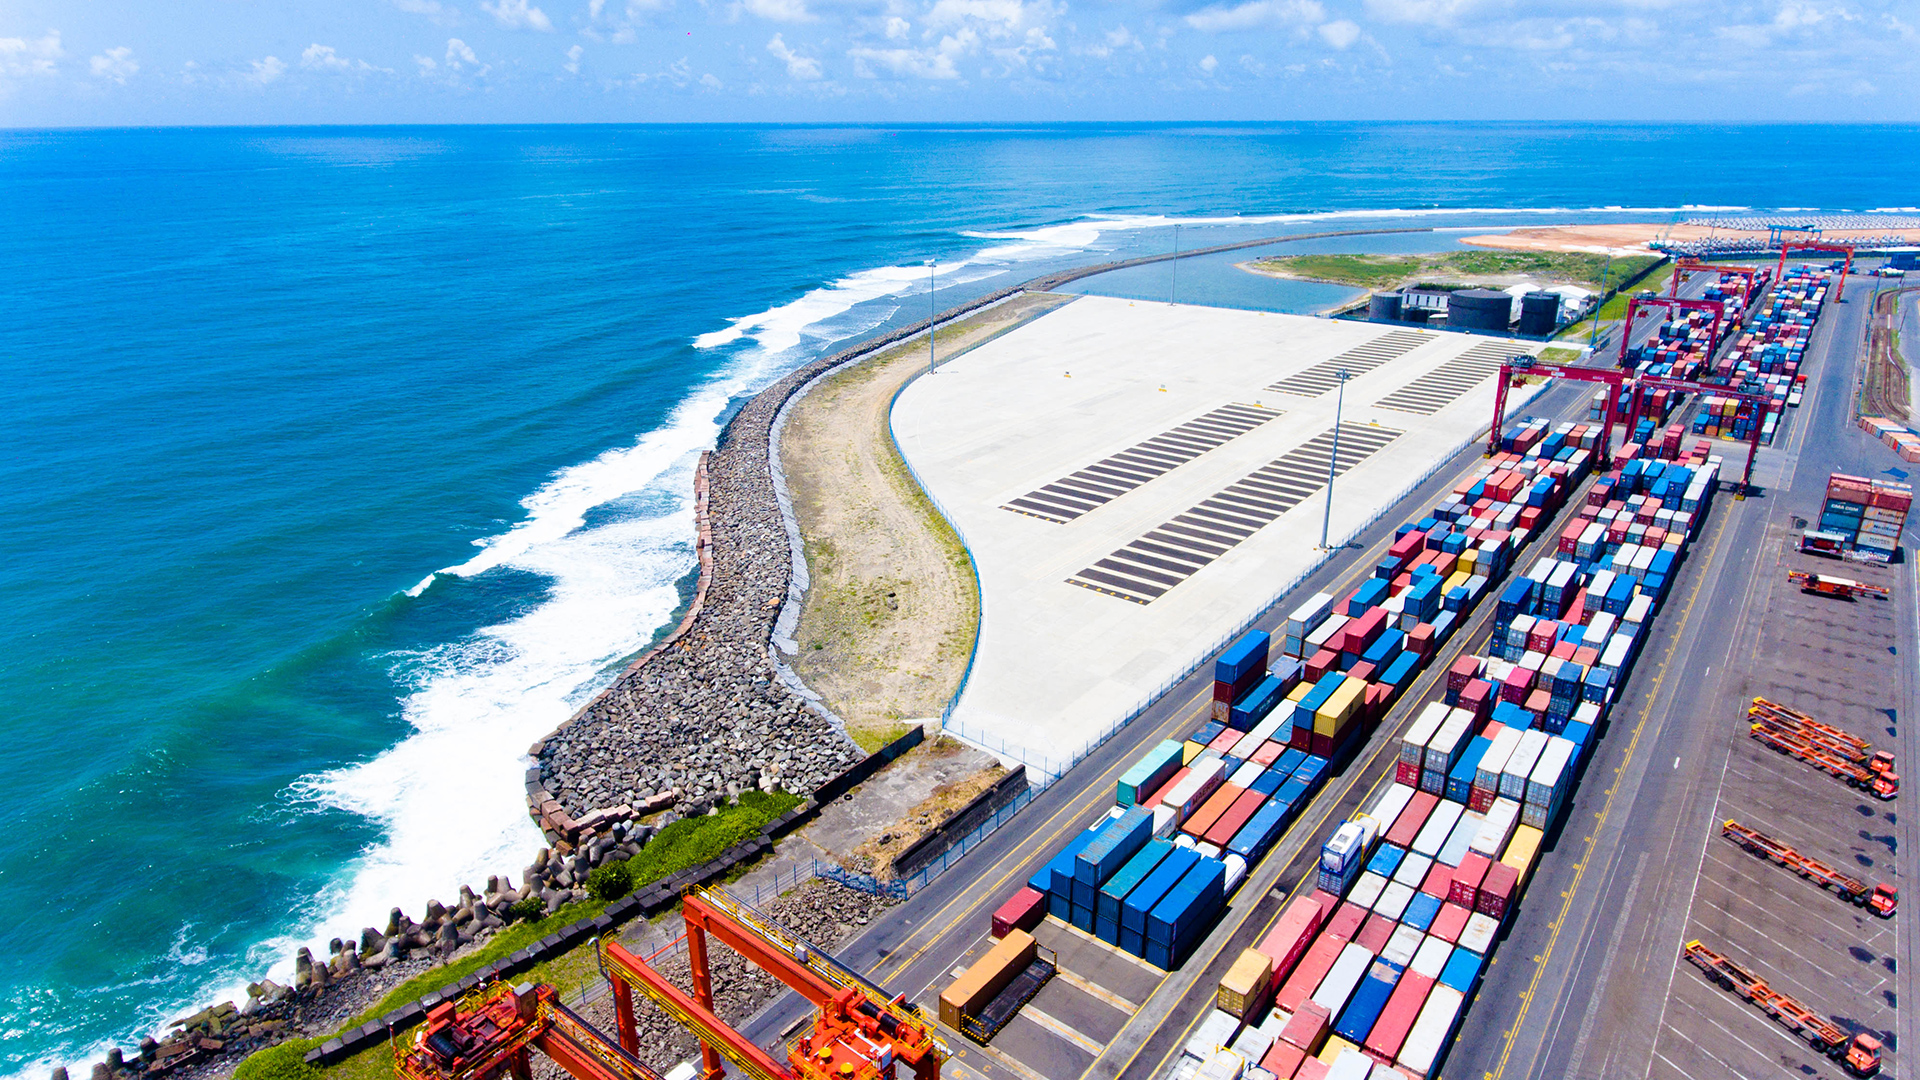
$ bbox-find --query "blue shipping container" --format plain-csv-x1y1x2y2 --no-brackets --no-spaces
1146,857,1227,949
1439,948,1484,994
1334,959,1405,1044
1121,847,1200,939
1096,839,1173,943
1215,631,1271,686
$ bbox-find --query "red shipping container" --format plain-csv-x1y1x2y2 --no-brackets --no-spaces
1363,971,1436,1063
1551,640,1578,662
1275,935,1346,1014
1395,760,1422,787
1524,688,1552,717
1295,1056,1332,1080
1407,623,1435,659
1446,655,1479,692
1326,901,1368,942
1257,895,1328,978
1347,660,1377,684
1389,531,1426,559
1501,666,1534,704
1182,783,1244,839
1347,606,1389,651
1356,913,1396,954
1213,680,1237,703
1527,621,1558,653
1306,648,1338,682
1477,861,1519,919
1310,732,1334,757
1385,791,1438,848
1469,783,1498,813
1144,766,1188,810
1459,680,1492,719
1420,861,1452,899
1210,729,1242,753
1309,888,1340,911
1518,506,1542,531
991,887,1046,938
1252,740,1285,767
1449,853,1491,908
1562,590,1587,626
1557,522,1582,554
1205,789,1268,847
1291,723,1312,751
1364,682,1392,720
1262,1040,1307,1078
1428,902,1471,944
1572,645,1600,668
1280,999,1333,1053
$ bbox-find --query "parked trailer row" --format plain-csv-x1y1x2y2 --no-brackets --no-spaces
1718,820,1896,917
1166,425,1731,1079
1681,939,1882,1075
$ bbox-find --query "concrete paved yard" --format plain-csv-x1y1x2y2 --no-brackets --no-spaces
892,294,1540,771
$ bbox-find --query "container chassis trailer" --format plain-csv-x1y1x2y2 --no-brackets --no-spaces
1787,569,1891,600
1719,819,1897,916
1748,698,1899,798
1681,939,1883,1076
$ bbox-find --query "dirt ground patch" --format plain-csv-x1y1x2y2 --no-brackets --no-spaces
1462,222,1920,256
781,291,1076,750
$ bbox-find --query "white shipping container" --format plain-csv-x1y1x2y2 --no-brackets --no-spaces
1175,833,1197,849
1323,1051,1373,1080
1306,614,1350,653
1374,880,1417,921
1392,851,1435,890
1583,612,1615,647
1364,783,1418,833
1154,805,1178,838
1197,841,1223,859
1632,546,1656,574
1165,757,1227,822
1600,633,1634,674
1348,871,1390,911
1501,732,1549,799
1624,593,1654,625
1286,592,1335,638
1186,1009,1242,1058
1458,913,1500,955
1396,985,1466,1078
1412,800,1465,858
1436,810,1485,867
1312,943,1377,1015
1506,614,1535,646
1230,1026,1273,1063
1402,703,1449,766
1476,727,1521,791
1321,818,1378,874
1471,799,1521,858
1518,650,1545,676
1527,738,1577,806
1423,713,1474,774
1410,935,1452,978
1230,761,1266,788
1196,1050,1244,1080
1383,923,1424,967
1224,854,1248,893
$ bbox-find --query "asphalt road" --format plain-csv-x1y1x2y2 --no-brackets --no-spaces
1445,271,1918,1080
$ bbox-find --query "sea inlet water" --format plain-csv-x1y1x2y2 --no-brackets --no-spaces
2,123,1915,1075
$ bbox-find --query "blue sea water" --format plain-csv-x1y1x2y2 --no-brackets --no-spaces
2,122,1916,1074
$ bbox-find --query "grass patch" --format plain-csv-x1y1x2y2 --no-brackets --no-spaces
851,721,916,754
343,791,800,1029
236,1038,325,1080
1537,346,1584,365
1253,252,1659,293
317,1041,394,1080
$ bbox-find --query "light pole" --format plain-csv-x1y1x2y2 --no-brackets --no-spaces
926,259,936,373
1170,223,1180,306
1588,254,1611,353
1321,368,1350,549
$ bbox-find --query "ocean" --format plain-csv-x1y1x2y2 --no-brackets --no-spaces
2,122,1914,1075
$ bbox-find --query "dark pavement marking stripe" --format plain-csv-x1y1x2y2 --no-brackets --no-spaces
1070,422,1405,604
1001,403,1282,522
1266,330,1432,397
1375,340,1535,416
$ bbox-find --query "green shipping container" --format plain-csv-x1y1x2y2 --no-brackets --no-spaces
1119,740,1185,806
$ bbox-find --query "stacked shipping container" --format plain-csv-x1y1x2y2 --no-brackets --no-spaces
1818,472,1912,563
1174,435,1722,1079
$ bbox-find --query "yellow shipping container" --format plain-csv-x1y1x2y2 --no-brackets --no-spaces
1217,948,1273,1018
1442,570,1471,596
1502,824,1544,887
1314,678,1365,735
1317,1035,1358,1065
940,930,1036,1029
1182,740,1205,765
1287,682,1313,703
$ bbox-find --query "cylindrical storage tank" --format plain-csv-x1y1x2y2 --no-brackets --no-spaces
1448,289,1513,331
1369,291,1405,323
1518,292,1559,336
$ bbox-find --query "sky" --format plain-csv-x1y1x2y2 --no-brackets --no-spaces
2,0,1918,125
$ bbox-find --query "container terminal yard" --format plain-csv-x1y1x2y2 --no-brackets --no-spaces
398,248,1914,1080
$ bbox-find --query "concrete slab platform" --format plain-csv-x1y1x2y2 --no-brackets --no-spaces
892,294,1541,771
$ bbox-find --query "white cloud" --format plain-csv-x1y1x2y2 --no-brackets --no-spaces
0,29,63,78
302,44,351,70
248,55,287,83
392,0,461,25
885,16,912,39
1083,25,1140,58
89,45,136,83
744,0,814,22
767,33,824,78
564,43,584,72
1318,19,1361,46
848,31,975,78
1184,0,1324,32
1199,53,1218,71
700,72,724,88
481,0,554,30
1363,0,1477,27
415,55,438,73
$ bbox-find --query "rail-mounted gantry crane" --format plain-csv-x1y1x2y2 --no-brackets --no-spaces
397,888,946,1080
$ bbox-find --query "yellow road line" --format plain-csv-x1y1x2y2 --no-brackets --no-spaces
1485,495,1737,1080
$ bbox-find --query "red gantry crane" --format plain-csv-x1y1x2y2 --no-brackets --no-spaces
1615,295,1728,371
1487,356,1628,460
398,888,945,1080
1777,240,1855,302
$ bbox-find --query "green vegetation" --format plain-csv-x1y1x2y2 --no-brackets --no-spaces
1537,346,1584,365
345,790,800,1027
586,860,635,901
235,1039,324,1080
1254,251,1660,293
